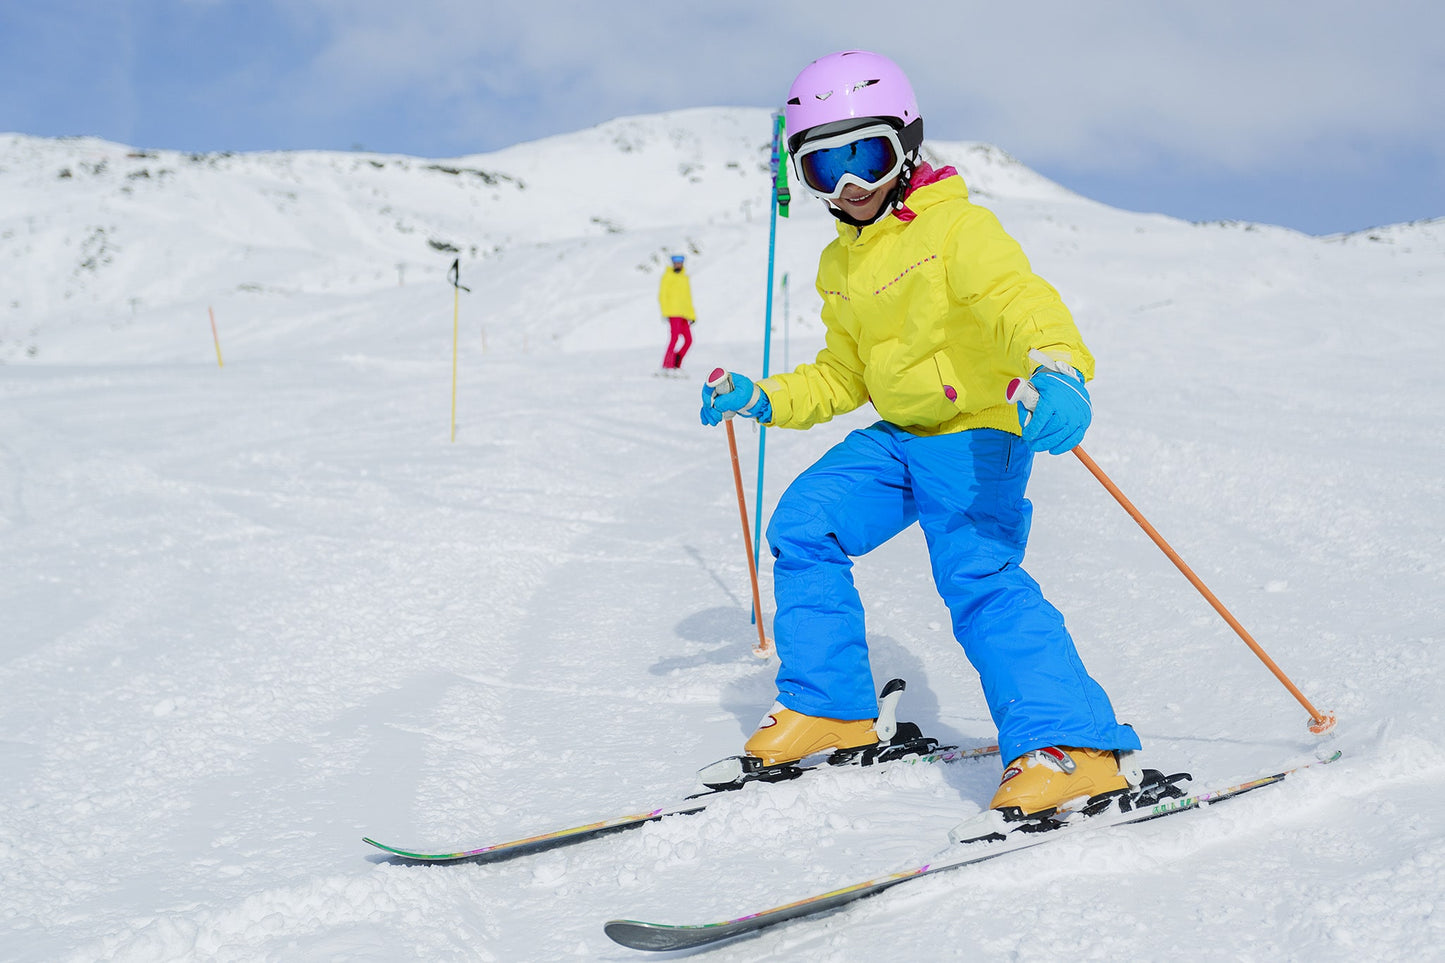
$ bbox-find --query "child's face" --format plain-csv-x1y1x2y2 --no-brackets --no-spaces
832,176,900,224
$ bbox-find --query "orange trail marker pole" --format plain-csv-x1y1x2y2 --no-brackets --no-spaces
708,368,771,657
1006,377,1336,735
208,306,224,368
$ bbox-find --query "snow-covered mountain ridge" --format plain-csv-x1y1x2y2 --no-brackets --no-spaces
5,106,1438,367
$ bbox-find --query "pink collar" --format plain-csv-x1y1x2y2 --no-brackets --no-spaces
893,161,958,222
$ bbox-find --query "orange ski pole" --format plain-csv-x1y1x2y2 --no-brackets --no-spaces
208,306,224,368
708,369,771,657
1007,377,1336,735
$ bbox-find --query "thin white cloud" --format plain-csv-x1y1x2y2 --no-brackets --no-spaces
778,2,1445,174
2,0,1438,228
263,0,1444,178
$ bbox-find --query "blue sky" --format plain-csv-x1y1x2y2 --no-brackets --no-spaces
3,1,1441,235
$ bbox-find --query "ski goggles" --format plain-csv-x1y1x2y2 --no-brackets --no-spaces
791,123,906,200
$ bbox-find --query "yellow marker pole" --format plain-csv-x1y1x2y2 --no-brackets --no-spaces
208,306,224,368
450,283,460,443
447,259,470,443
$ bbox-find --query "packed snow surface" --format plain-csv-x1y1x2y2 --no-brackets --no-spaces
2,108,1443,960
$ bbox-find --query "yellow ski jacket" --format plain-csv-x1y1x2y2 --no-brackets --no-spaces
759,165,1093,437
658,268,695,320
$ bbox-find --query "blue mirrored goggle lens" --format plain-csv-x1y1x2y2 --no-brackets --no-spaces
799,136,898,194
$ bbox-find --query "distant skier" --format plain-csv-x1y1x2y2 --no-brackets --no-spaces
701,50,1141,824
658,254,695,373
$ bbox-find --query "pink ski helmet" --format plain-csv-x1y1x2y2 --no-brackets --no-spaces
784,50,922,154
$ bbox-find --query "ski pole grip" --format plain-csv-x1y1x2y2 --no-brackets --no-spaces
707,368,737,420
1006,377,1040,412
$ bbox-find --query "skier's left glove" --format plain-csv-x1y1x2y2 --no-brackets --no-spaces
700,369,772,426
1016,356,1091,454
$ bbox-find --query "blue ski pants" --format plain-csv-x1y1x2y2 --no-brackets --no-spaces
765,423,1140,763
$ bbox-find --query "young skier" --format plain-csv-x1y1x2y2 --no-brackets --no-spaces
700,50,1142,822
658,254,696,373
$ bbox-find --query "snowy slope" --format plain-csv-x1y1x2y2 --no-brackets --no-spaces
1,108,1443,961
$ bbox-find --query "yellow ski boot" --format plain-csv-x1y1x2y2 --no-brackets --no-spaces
989,746,1131,819
698,679,927,791
742,703,879,766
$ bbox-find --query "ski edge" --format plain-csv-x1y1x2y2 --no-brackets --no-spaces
604,750,1343,952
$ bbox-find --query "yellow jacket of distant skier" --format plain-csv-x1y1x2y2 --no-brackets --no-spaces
658,268,695,320
759,164,1093,437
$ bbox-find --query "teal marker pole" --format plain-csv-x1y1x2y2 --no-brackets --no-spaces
752,112,790,624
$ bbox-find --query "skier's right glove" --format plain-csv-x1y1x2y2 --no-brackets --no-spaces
700,369,772,426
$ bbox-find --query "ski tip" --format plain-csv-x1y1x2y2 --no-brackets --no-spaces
362,837,479,862
603,919,648,950
605,918,734,952
362,837,408,857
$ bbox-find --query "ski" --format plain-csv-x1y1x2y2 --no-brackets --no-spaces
364,803,711,865
363,741,1001,866
604,750,1343,952
365,677,995,866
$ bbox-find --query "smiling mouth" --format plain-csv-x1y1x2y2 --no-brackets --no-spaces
840,189,876,205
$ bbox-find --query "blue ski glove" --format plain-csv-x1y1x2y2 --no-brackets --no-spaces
1014,357,1091,454
700,368,772,426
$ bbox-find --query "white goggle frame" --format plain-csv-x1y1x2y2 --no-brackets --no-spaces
790,122,907,201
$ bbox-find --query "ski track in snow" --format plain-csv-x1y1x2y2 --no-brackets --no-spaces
1,109,1443,960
